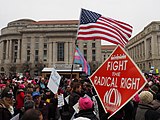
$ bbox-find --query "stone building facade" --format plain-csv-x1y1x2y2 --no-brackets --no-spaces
125,21,160,72
0,19,102,77
101,45,116,62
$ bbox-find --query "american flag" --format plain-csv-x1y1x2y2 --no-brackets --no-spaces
77,8,133,47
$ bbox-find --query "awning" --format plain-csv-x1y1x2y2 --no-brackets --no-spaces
42,67,83,73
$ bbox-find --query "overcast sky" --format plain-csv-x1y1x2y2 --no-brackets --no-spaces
1,0,160,44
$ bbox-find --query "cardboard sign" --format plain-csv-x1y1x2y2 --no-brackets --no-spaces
89,45,147,118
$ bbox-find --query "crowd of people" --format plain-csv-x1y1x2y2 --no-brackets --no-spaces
0,72,160,120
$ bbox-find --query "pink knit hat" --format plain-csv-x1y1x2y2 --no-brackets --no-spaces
79,97,93,110
19,84,25,89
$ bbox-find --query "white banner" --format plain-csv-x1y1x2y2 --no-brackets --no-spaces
47,68,61,94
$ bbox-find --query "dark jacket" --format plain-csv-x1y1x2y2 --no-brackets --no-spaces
151,100,160,110
0,102,12,120
69,91,82,116
135,103,160,120
48,98,58,120
35,100,49,120
74,109,99,120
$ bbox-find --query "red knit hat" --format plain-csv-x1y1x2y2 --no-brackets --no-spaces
79,97,93,110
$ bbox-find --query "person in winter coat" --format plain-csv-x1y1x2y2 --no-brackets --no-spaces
152,93,160,112
48,93,58,120
32,91,49,120
74,97,99,120
69,82,83,119
135,90,160,120
15,84,25,115
0,87,14,120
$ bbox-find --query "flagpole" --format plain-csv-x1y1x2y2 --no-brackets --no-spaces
70,8,83,80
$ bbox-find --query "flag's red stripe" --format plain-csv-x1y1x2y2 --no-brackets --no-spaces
79,21,129,43
78,30,126,45
78,25,127,45
79,23,125,40
107,17,133,30
96,20,129,43
99,18,131,39
101,16,133,33
101,17,132,37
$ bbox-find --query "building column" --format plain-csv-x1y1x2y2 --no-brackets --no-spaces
88,41,92,61
68,42,73,64
53,42,56,64
39,36,43,62
48,40,52,67
152,33,157,58
0,41,3,63
9,40,12,62
30,37,35,62
142,41,145,59
144,39,147,60
16,39,21,63
64,42,68,63
21,37,27,63
5,40,9,63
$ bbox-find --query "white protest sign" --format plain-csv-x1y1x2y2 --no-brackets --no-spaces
47,68,61,94
10,113,20,120
73,102,79,113
58,94,65,107
65,95,70,104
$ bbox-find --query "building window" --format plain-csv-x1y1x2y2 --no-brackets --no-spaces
35,50,39,62
1,67,4,71
146,37,152,58
57,42,64,61
83,43,87,48
14,52,17,63
149,62,151,69
157,36,160,55
92,43,96,48
43,50,47,61
92,50,96,61
104,54,106,61
15,40,18,44
27,43,30,49
35,37,39,50
35,37,39,42
35,43,39,49
15,46,18,50
143,63,145,70
27,50,30,62
44,43,47,49
83,50,87,60
27,56,30,62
